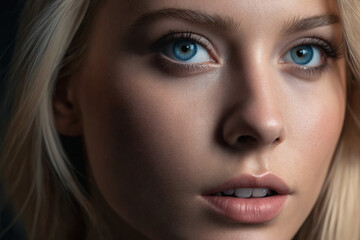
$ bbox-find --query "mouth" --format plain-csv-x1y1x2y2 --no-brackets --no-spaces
211,187,278,198
202,173,290,224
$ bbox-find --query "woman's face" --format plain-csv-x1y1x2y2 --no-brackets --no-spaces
62,0,346,239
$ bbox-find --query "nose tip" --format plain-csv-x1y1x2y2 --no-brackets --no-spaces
222,108,284,150
256,117,283,144
221,52,285,150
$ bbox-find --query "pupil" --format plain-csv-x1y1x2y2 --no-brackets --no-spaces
181,44,190,53
173,41,197,61
297,49,307,57
290,45,313,65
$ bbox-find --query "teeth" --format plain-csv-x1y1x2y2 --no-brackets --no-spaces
215,188,273,198
252,188,269,198
223,189,234,195
235,188,252,198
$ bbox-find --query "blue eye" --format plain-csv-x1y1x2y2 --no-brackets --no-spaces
282,45,322,67
173,41,197,61
161,39,212,63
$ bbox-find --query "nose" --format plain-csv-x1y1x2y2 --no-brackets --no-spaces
222,67,285,150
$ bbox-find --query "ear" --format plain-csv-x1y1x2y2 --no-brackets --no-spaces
53,74,83,136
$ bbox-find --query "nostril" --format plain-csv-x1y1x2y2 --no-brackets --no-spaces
236,135,257,144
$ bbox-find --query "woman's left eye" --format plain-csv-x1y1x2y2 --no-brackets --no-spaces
161,39,213,63
281,45,322,67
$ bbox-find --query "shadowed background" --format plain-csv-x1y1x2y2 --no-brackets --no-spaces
1,1,26,239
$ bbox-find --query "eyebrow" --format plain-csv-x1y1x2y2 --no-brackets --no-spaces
130,8,240,31
282,14,340,34
131,8,339,35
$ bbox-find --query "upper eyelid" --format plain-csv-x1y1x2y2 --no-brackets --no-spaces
150,32,221,61
149,32,338,77
150,32,342,67
281,38,326,56
280,36,342,59
150,32,206,49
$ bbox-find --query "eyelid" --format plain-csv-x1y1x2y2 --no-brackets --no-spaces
279,36,343,62
284,62,330,79
151,31,221,63
278,36,343,79
280,45,324,68
153,54,220,76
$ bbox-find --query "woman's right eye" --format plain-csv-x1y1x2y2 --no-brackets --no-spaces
161,39,214,63
150,32,220,75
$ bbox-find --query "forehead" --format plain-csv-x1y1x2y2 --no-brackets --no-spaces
91,0,340,50
108,0,339,23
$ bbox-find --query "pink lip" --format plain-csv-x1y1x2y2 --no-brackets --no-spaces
202,173,291,223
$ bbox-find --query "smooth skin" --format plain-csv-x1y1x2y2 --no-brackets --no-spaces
54,0,346,239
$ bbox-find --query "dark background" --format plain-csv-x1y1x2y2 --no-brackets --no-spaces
0,0,24,87
1,1,26,239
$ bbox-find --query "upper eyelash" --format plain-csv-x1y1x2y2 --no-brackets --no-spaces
287,36,344,59
152,32,343,61
281,36,343,78
150,31,219,75
150,31,342,78
150,31,211,52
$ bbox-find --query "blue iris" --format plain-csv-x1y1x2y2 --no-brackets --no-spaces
173,40,198,61
290,45,314,65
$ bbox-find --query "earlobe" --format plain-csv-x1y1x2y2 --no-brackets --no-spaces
53,75,83,136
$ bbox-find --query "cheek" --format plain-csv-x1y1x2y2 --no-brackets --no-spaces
295,102,344,186
78,69,218,233
282,60,346,181
297,77,346,182
279,81,346,225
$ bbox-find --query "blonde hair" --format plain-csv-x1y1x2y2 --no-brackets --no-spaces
1,0,101,239
0,0,359,239
294,0,360,239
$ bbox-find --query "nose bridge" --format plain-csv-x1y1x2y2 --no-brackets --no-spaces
244,74,284,144
246,52,282,128
222,46,285,149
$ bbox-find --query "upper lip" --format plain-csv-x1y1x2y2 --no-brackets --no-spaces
203,172,291,195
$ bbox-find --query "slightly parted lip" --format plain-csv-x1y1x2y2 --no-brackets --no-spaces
202,172,291,196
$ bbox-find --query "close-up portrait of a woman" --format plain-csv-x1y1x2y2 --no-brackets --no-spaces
0,0,360,239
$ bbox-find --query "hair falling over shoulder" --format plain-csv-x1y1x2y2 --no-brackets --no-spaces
0,0,360,239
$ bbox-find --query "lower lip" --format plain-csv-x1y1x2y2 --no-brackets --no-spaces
202,195,287,223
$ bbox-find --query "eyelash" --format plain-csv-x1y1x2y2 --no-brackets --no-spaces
281,36,343,78
151,31,343,77
151,31,211,51
150,31,218,74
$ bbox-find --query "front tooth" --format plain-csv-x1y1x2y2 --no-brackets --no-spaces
223,189,235,195
252,188,269,197
234,188,252,198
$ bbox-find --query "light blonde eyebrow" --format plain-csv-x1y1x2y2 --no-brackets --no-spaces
131,8,240,31
282,14,340,34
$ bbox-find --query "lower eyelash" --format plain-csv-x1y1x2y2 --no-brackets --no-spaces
291,61,331,79
283,36,343,78
152,54,217,76
152,32,341,78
